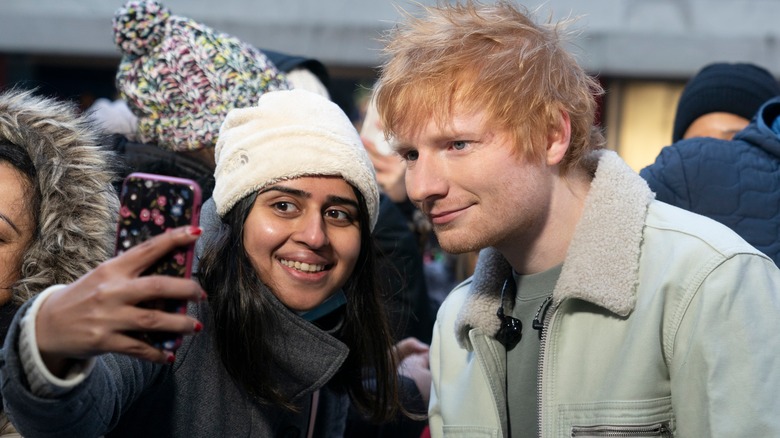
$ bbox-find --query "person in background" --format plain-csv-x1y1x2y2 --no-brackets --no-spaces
262,49,332,100
0,89,402,437
106,0,289,199
85,97,138,142
0,89,118,435
373,2,780,437
670,62,780,142
642,93,780,266
103,0,342,196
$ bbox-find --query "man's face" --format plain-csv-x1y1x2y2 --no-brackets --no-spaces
683,112,750,141
395,108,554,256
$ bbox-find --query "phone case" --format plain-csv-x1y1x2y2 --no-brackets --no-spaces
116,172,202,350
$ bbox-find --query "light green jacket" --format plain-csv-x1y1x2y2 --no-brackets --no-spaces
429,151,780,438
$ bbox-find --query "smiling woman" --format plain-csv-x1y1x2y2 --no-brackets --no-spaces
197,89,398,433
243,177,362,312
0,89,401,438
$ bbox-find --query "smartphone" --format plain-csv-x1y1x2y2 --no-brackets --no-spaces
115,172,202,351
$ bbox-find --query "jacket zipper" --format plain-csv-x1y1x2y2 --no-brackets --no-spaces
536,298,557,438
570,422,672,437
535,306,671,438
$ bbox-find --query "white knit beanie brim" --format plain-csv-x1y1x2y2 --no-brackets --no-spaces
213,89,379,230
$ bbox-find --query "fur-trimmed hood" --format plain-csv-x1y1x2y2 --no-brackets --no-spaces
454,150,655,349
0,89,119,305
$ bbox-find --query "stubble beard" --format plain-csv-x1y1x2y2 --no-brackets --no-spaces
432,220,511,255
432,203,540,257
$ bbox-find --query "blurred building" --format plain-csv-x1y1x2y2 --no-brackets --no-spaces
2,0,779,170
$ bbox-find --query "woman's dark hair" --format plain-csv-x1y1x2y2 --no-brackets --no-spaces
0,142,36,179
198,183,400,421
0,141,39,233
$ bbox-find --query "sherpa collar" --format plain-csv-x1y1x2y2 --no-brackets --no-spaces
454,150,655,349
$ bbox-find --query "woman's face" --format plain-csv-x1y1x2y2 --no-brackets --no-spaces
0,161,35,304
242,176,362,312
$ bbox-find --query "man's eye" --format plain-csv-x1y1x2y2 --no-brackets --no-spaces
402,150,419,161
453,141,468,150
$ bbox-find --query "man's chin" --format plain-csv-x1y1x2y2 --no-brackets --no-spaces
434,228,488,254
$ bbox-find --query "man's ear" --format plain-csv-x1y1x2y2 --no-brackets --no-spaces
547,110,571,166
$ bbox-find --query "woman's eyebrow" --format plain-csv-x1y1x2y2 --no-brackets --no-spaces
258,185,310,198
258,185,358,208
0,212,20,235
326,195,359,209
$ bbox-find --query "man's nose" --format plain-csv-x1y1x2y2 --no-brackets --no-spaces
406,151,448,206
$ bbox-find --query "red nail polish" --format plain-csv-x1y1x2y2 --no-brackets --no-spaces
166,352,176,364
194,321,203,333
187,226,202,236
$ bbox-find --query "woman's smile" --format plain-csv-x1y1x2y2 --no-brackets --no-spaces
278,258,327,273
243,176,362,312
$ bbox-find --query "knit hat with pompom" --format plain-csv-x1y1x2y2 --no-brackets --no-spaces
113,0,290,151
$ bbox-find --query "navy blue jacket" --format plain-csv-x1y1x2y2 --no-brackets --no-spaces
640,96,780,266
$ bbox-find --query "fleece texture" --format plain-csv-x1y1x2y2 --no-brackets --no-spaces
0,89,119,304
212,89,379,229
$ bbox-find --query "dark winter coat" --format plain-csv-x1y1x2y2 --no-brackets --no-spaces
640,96,780,266
0,287,351,437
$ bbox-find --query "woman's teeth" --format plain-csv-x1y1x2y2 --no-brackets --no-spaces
280,259,325,273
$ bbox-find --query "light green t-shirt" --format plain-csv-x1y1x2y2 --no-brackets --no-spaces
506,264,562,437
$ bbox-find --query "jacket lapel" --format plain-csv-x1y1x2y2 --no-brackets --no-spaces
263,286,350,402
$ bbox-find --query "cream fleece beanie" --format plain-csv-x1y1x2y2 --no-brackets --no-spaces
213,89,379,229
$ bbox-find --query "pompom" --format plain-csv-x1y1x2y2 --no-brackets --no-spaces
113,0,171,57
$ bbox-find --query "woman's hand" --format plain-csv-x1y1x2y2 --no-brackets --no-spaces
35,226,206,376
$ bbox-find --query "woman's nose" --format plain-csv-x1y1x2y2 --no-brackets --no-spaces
292,212,329,249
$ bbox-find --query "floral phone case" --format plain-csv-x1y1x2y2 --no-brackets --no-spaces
115,173,202,350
